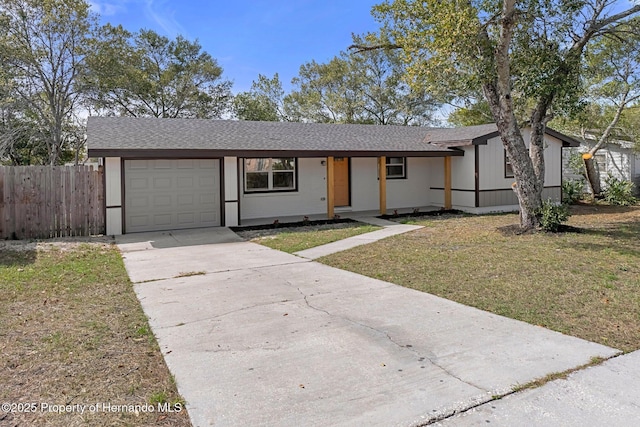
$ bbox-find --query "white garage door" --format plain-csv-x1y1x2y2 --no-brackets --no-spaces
125,159,221,233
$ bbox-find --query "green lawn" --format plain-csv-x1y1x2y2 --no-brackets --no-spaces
0,243,190,426
248,223,381,253
320,205,640,353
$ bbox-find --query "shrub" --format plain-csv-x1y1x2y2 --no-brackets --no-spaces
537,200,570,232
562,179,585,204
603,175,637,206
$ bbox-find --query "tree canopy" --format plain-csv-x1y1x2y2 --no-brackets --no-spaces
0,0,95,165
369,0,640,229
85,27,232,119
286,33,440,125
233,73,288,121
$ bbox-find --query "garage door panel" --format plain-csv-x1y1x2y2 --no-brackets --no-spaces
178,176,194,188
152,214,173,226
129,177,149,190
128,160,148,169
154,159,172,169
153,177,172,189
177,159,196,169
178,194,194,206
125,159,220,233
129,196,149,208
153,195,172,207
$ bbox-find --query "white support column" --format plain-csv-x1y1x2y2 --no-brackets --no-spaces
224,157,239,226
105,157,123,235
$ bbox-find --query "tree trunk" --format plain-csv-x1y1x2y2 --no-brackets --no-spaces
583,155,602,197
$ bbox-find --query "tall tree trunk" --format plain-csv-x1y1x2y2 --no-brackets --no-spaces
482,0,541,230
581,91,630,198
529,97,553,194
583,154,602,196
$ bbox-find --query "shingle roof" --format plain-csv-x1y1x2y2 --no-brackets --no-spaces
87,117,458,156
86,117,579,158
424,123,499,146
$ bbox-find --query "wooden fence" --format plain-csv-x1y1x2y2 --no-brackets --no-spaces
0,165,105,239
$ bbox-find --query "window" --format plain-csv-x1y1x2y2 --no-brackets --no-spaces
385,157,406,179
245,158,296,192
504,150,514,178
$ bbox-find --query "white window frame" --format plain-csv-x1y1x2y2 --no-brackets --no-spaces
385,157,406,179
504,150,514,178
244,158,297,193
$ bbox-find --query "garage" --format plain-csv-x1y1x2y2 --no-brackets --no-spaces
124,159,221,233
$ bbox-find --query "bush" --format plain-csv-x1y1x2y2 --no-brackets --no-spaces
603,175,637,206
537,200,570,232
562,179,585,204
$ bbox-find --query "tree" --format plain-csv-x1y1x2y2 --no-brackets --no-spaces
556,23,640,196
85,28,232,118
367,0,640,229
447,100,493,127
287,34,439,125
0,0,96,165
233,73,288,121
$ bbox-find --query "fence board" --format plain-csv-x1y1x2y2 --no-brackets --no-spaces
0,165,105,240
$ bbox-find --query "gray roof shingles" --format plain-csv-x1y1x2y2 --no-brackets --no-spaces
86,117,578,157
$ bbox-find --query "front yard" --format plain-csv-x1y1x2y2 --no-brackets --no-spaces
317,205,640,352
0,242,189,426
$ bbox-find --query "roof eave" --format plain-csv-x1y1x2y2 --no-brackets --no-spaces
87,148,465,159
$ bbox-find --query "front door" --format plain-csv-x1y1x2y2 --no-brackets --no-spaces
333,157,350,207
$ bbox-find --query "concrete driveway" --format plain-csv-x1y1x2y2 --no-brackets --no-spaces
117,228,619,427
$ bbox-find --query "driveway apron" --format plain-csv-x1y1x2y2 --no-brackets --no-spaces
117,228,619,427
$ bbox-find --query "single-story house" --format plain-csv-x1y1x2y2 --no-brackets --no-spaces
86,117,580,235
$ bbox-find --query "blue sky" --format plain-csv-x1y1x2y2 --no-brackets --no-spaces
89,0,382,94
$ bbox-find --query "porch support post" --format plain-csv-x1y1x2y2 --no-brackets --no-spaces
326,156,335,219
379,156,387,215
444,156,452,209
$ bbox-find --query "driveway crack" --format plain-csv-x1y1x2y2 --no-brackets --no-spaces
296,286,488,393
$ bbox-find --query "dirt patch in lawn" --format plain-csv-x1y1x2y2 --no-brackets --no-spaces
0,241,190,426
320,205,640,352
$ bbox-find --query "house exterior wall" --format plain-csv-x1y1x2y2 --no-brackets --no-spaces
239,157,327,220
386,157,432,209
239,156,435,220
479,131,562,190
430,148,475,209
105,157,123,235
562,144,639,193
349,157,379,211
224,157,239,227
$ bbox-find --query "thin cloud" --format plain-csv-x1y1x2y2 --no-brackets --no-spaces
88,0,128,16
143,0,187,37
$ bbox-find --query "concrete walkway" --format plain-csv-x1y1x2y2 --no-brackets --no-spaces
293,217,422,259
116,226,625,426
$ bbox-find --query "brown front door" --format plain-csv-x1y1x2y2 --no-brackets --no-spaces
333,157,350,207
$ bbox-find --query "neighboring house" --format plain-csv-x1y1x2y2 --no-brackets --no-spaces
562,137,640,193
86,117,579,235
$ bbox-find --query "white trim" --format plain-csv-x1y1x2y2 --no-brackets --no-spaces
106,207,123,235
224,201,239,227
105,157,122,207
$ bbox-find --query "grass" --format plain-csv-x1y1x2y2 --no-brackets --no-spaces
249,223,381,253
0,243,190,426
320,205,640,353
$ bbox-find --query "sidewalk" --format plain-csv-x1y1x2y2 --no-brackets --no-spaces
294,217,422,259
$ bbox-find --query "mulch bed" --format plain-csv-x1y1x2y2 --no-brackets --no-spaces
230,217,356,232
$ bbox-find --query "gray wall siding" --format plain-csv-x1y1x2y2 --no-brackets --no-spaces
479,187,561,208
